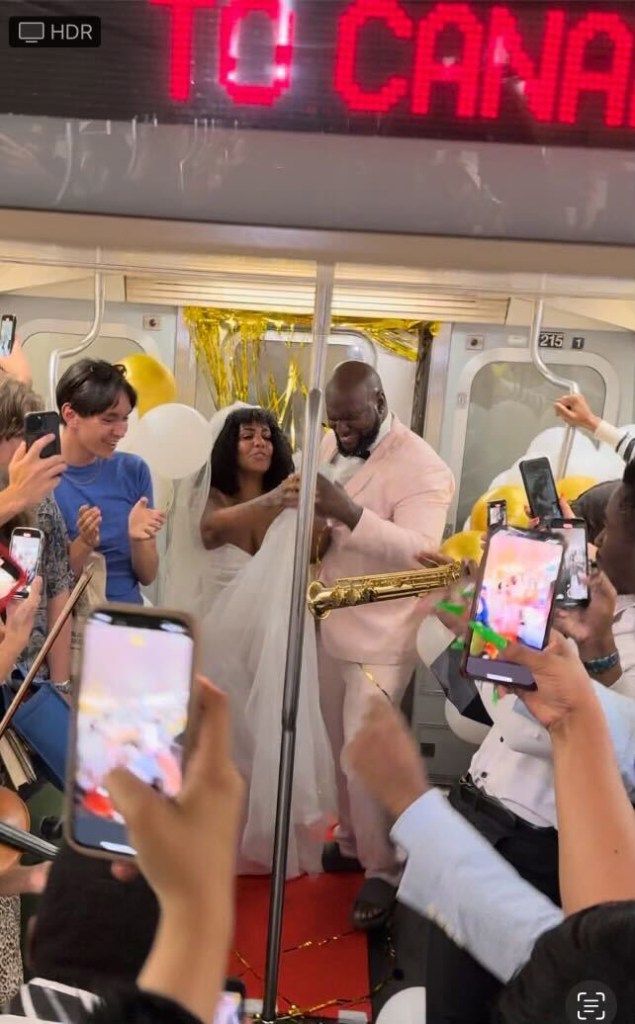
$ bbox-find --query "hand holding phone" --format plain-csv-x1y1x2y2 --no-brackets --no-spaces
462,527,565,688
67,606,197,860
2,577,42,656
554,569,616,649
8,435,66,508
101,681,244,1024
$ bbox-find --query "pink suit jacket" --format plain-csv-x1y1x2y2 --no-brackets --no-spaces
317,416,455,665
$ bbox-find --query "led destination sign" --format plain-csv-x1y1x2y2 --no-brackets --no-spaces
1,1,634,149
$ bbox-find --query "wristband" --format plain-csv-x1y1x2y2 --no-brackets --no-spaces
582,650,620,675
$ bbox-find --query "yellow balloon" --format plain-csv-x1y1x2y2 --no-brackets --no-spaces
441,530,485,564
118,354,177,418
471,485,530,532
556,476,598,502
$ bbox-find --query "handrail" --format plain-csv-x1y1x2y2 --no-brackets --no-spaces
48,270,105,408
528,299,579,480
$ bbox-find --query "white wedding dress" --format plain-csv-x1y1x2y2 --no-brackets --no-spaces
159,405,336,879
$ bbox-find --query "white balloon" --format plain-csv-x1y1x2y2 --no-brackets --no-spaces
376,988,427,1024
116,408,140,454
481,423,626,500
124,403,212,480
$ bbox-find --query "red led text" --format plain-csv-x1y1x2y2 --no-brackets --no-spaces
151,0,635,130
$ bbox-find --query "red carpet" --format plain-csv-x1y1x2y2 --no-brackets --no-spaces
229,873,371,1019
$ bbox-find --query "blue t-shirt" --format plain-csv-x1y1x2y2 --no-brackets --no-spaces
55,452,154,605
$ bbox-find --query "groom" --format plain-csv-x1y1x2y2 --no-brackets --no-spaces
314,361,454,930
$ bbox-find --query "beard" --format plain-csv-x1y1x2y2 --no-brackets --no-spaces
335,411,382,458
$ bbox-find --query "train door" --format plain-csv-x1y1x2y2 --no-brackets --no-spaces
434,325,631,532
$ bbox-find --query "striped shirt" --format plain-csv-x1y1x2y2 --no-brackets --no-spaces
595,420,635,464
2,978,98,1022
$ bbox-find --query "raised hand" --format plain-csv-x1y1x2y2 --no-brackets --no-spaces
554,393,599,433
8,438,66,508
77,504,102,550
345,698,429,819
4,577,42,656
555,569,616,647
503,630,597,731
265,472,301,510
0,337,32,386
129,497,166,541
314,473,362,530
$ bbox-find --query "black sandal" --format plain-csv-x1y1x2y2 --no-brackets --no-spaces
351,878,396,931
321,840,363,874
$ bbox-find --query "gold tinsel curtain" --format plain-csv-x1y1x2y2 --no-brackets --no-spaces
183,308,440,443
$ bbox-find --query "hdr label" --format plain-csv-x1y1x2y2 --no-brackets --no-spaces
9,17,101,48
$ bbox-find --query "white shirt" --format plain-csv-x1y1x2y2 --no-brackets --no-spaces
391,789,563,983
469,595,635,826
328,413,393,487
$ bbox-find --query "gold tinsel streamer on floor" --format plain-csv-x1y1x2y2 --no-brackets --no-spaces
183,308,439,442
232,921,398,1020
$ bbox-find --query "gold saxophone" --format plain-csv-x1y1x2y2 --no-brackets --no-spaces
307,561,462,620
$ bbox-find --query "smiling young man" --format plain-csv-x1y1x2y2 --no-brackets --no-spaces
55,360,165,606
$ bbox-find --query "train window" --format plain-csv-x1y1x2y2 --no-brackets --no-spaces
22,331,149,405
457,362,605,527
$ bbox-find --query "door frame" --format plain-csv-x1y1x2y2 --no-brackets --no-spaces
447,347,621,530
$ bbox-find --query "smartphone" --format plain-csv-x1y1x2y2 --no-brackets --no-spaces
0,543,27,609
66,605,196,860
550,518,590,607
0,316,16,357
519,457,561,522
461,527,565,689
24,411,62,460
214,981,246,1024
487,499,507,531
9,527,43,599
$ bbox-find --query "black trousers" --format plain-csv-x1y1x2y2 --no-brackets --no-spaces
424,781,560,1024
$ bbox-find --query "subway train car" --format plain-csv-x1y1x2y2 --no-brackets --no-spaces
0,0,634,1019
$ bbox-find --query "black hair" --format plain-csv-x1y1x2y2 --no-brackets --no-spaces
31,841,159,995
620,460,635,512
56,359,137,423
210,407,294,497
495,902,635,1023
571,480,621,544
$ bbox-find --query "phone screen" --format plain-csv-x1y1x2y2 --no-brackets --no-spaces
487,500,507,530
463,529,564,688
71,611,194,857
0,316,15,357
10,532,42,595
0,550,25,606
551,523,589,606
521,459,561,521
214,992,243,1024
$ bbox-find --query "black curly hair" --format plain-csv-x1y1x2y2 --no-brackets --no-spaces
210,407,294,497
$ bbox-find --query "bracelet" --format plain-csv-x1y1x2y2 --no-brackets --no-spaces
582,650,620,675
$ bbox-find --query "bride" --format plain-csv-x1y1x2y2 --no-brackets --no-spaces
162,403,335,878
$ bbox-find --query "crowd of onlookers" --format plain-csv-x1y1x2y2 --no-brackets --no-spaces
0,338,632,1022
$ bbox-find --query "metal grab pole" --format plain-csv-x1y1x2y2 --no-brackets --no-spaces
528,299,580,480
261,264,335,1023
49,269,105,407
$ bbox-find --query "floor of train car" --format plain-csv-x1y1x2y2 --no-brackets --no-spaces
21,787,428,1022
